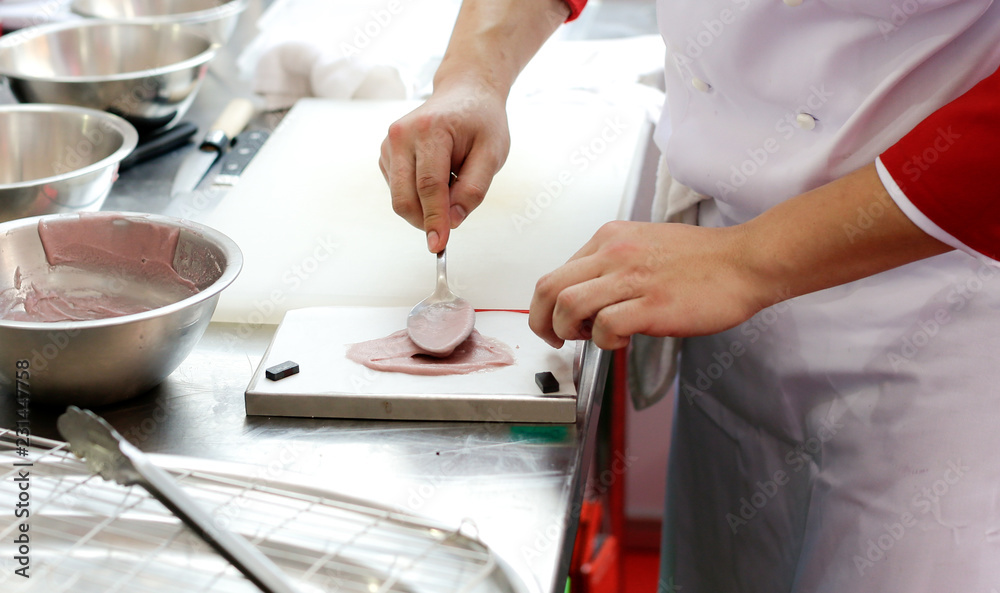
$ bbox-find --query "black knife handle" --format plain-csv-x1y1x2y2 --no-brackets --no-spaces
214,130,270,183
119,121,199,171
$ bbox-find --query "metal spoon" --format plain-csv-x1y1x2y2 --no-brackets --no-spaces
407,248,476,357
57,406,299,593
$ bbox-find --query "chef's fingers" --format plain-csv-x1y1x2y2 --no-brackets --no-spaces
529,256,607,348
383,131,423,230
378,142,388,182
378,135,392,184
549,273,640,345
588,298,646,351
528,222,631,347
414,131,456,253
449,145,500,228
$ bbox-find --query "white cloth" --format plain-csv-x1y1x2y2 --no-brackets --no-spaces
652,1,1000,591
240,0,462,108
253,42,410,111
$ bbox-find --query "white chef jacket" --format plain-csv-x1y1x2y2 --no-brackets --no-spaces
652,1,1000,591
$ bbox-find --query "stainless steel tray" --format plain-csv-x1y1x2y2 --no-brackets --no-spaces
0,429,526,593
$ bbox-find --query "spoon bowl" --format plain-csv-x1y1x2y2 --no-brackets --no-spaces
407,249,476,357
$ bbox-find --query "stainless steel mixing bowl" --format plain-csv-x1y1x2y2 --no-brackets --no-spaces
0,20,218,134
71,0,250,44
0,212,243,407
0,104,139,224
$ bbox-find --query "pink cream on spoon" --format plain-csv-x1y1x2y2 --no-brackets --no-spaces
406,248,476,357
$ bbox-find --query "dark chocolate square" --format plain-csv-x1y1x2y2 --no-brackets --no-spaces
534,371,560,394
266,360,300,381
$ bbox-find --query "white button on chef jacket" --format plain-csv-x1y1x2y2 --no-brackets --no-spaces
650,1,1000,592
691,77,711,92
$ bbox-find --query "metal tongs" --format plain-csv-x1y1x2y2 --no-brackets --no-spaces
57,406,299,593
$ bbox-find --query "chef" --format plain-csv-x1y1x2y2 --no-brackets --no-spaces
379,0,1000,590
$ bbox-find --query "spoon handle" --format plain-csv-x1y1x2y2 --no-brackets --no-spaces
435,248,449,298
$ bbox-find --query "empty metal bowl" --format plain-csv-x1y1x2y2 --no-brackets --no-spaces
0,104,138,224
0,20,218,134
0,212,243,407
71,0,250,44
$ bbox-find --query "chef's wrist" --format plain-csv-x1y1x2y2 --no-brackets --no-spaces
432,66,512,103
720,223,787,317
733,163,954,311
433,0,568,100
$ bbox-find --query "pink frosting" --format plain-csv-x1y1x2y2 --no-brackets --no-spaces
38,213,197,290
407,300,476,356
0,214,200,322
346,329,515,376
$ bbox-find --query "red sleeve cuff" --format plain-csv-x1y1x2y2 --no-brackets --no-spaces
563,0,587,22
879,65,1000,260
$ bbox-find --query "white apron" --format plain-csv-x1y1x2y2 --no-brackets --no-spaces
653,1,1000,591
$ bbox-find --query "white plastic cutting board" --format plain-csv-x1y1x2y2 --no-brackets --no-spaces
245,307,580,423
188,97,649,324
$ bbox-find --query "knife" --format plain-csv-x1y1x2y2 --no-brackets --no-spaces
212,129,270,187
170,98,256,196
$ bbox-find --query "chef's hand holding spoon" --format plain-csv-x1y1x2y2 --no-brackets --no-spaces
378,0,569,253
379,79,510,253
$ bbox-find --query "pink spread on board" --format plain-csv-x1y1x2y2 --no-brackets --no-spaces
347,329,515,376
0,214,200,322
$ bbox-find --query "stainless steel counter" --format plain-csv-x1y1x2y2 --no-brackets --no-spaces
1,322,609,593
0,3,621,592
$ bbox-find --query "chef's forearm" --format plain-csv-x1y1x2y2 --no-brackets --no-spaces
433,0,570,98
740,162,953,305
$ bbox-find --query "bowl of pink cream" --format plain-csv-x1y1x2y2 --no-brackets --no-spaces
0,212,242,407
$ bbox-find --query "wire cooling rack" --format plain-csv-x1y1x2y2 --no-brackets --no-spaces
0,429,524,593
